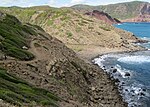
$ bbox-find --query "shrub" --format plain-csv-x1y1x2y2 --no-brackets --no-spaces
66,32,73,38
99,26,111,31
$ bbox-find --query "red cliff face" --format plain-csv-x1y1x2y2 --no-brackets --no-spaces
85,10,121,24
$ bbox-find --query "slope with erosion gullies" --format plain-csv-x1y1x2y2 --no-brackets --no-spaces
0,12,127,107
0,12,60,107
0,7,144,53
85,10,121,24
72,1,150,22
0,12,36,60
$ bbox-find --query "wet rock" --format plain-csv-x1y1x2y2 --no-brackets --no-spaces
125,89,128,92
121,82,125,85
140,92,145,96
125,72,130,77
142,89,146,92
112,69,117,73
131,90,135,93
115,78,120,83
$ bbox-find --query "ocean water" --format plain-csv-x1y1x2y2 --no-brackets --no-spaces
93,22,150,107
115,22,150,49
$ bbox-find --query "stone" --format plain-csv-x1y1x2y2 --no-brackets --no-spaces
115,78,120,83
91,87,96,91
142,89,146,92
125,72,130,77
22,46,28,50
112,69,117,73
140,92,145,96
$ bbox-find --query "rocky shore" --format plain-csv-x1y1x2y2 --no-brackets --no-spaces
73,35,147,107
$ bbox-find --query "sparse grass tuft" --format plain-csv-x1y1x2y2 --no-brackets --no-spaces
99,26,111,31
66,32,73,38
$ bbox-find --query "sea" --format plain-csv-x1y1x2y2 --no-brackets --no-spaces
93,22,150,107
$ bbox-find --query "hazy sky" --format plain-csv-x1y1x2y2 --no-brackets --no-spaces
0,0,149,7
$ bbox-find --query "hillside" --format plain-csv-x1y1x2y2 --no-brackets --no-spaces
0,6,144,58
0,12,129,107
85,10,121,24
72,1,150,22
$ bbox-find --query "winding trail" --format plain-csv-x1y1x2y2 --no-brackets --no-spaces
0,40,41,64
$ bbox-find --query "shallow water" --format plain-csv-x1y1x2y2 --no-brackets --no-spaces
94,22,150,107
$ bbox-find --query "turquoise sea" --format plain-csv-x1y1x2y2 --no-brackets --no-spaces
94,22,150,107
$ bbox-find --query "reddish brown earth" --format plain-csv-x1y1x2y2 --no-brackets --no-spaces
85,10,121,24
122,14,150,22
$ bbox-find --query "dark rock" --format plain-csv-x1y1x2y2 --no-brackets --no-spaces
125,72,130,77
140,92,145,96
131,90,135,93
142,89,146,92
121,82,125,85
115,78,120,83
85,10,121,24
112,69,117,73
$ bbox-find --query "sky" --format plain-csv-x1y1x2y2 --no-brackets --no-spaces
0,0,149,7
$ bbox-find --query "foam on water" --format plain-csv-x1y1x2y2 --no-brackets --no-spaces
93,52,150,107
141,37,150,41
114,64,132,78
118,56,150,64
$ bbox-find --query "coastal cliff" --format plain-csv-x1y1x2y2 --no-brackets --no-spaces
0,4,146,107
0,12,128,107
72,1,150,22
85,10,121,24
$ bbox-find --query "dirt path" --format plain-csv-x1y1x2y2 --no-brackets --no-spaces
0,40,43,64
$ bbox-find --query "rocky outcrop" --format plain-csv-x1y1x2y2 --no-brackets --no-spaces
85,10,121,24
140,3,150,15
122,3,150,22
72,1,150,22
122,14,150,22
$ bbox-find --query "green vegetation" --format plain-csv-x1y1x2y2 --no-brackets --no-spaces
47,19,54,26
99,26,111,31
88,26,94,29
0,68,59,106
72,1,148,20
66,32,73,38
0,13,36,60
76,27,82,32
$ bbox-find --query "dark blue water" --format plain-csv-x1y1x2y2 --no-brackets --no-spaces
94,23,150,107
114,22,150,38
115,22,150,48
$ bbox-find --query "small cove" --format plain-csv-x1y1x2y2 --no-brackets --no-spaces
94,22,150,107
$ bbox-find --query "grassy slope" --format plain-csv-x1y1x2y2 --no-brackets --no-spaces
0,68,59,106
0,13,60,106
72,1,149,20
0,6,141,53
0,13,36,60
